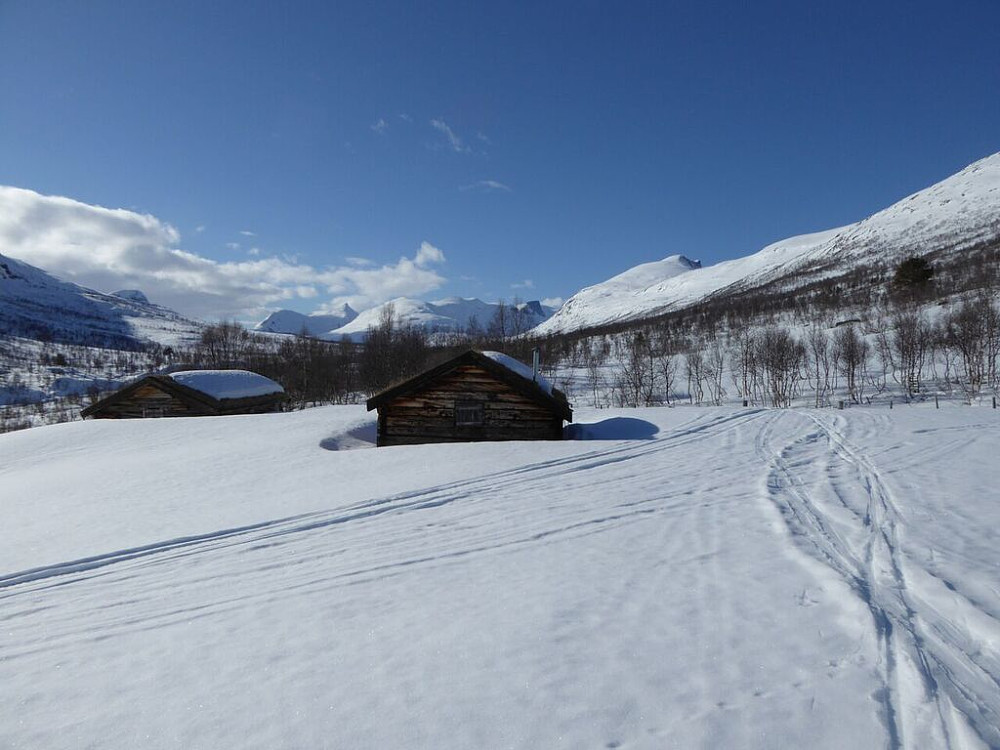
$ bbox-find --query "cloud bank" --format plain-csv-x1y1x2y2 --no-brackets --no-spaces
0,186,447,321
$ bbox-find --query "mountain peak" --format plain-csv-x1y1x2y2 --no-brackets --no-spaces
534,152,1000,336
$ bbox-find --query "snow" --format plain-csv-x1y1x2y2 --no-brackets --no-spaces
481,349,554,394
168,369,284,399
322,296,556,341
0,250,203,348
254,304,357,336
111,289,149,304
535,151,1000,335
2,404,998,748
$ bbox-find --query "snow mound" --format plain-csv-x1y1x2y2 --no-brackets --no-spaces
168,370,284,399
481,350,553,395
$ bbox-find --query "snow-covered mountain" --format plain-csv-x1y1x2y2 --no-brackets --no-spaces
536,152,1000,335
254,304,358,336
322,296,557,341
0,252,203,349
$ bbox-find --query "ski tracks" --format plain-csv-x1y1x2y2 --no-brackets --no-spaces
759,410,1000,749
1,409,767,660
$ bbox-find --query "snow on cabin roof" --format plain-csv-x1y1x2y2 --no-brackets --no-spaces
480,351,553,395
167,370,284,400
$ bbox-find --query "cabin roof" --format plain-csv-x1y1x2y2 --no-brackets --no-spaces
365,349,572,422
80,370,285,418
167,370,284,399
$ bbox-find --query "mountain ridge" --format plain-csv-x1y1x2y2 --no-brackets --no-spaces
0,251,203,349
534,152,1000,336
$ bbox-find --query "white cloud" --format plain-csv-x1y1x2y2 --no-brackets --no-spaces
248,247,260,257
225,242,241,250
398,113,413,122
459,180,512,193
0,186,448,321
476,131,491,145
511,279,535,290
239,230,256,237
414,240,444,266
371,118,389,134
430,118,471,154
195,224,206,233
541,297,564,309
345,256,375,267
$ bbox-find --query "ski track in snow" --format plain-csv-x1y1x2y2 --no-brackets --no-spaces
1,410,766,659
758,410,1000,749
3,406,999,748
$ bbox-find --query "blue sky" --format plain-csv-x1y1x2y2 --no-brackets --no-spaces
1,0,999,320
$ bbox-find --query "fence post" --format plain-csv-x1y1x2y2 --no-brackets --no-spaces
935,394,939,409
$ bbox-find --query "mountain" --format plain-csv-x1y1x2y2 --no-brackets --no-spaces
0,252,203,349
322,296,557,341
254,304,358,336
535,152,1000,336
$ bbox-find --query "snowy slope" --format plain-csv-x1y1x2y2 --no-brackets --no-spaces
536,152,1000,335
323,296,556,341
0,252,203,348
254,304,358,336
2,405,998,748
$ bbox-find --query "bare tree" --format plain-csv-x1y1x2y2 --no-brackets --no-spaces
487,300,510,351
195,321,257,368
888,309,932,399
833,324,869,404
729,328,760,406
703,341,727,406
684,350,705,405
656,351,677,405
613,331,657,407
805,325,833,408
584,340,608,408
944,296,990,400
757,327,804,408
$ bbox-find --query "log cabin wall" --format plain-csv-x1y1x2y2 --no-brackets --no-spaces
377,364,564,446
88,383,208,419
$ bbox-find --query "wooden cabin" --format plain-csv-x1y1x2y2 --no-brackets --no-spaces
366,350,572,446
81,370,286,419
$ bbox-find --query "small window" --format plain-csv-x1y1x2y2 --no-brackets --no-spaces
455,400,484,426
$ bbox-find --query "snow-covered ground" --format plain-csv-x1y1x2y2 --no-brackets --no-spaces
2,405,999,748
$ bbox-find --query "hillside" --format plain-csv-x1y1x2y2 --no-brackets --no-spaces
535,152,1000,336
0,251,202,349
2,405,999,748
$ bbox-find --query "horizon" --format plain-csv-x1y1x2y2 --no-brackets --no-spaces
2,1,999,322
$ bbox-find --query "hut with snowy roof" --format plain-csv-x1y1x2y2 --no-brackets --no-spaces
81,370,286,419
366,349,572,447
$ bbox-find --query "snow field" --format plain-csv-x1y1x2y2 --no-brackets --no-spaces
1,405,999,748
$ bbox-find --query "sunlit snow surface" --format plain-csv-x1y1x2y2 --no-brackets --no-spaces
2,406,999,748
536,152,1000,335
168,370,285,399
481,350,554,395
